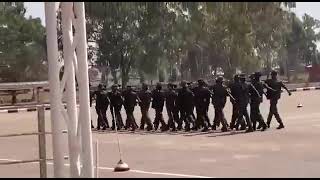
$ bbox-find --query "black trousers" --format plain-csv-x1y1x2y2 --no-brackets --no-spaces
250,102,266,130
167,107,177,129
178,109,194,130
153,109,167,130
213,107,228,129
140,107,153,130
267,99,283,126
238,104,253,130
125,106,137,130
96,107,109,129
195,107,209,129
111,106,124,129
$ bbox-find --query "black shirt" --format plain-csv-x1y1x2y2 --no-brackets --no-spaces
138,89,152,109
211,84,228,108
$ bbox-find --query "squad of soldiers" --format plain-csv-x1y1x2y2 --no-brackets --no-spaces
90,70,292,133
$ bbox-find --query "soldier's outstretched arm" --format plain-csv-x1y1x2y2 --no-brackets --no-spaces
263,82,277,92
281,82,292,96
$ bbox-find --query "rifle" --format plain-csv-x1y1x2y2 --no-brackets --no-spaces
226,88,236,102
249,83,262,99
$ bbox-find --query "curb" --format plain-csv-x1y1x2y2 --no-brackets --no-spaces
289,86,320,92
0,106,52,113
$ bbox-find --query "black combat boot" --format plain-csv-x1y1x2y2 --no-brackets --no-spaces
276,123,284,129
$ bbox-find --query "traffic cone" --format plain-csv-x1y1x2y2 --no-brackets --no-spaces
114,159,130,172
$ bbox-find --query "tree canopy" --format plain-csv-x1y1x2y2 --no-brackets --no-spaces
0,2,47,83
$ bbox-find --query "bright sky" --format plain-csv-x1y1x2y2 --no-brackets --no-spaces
24,2,320,27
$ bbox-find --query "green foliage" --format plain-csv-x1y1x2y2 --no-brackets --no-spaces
85,2,320,82
0,2,47,82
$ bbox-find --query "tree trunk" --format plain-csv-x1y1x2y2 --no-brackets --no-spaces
139,70,145,83
111,69,118,84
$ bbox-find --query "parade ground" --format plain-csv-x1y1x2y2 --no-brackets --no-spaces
0,90,320,178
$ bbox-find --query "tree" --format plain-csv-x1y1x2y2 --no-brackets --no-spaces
0,2,47,83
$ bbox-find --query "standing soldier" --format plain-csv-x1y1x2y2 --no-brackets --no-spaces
211,76,229,132
265,70,292,129
177,80,195,131
194,79,211,132
249,72,267,131
138,83,153,131
238,74,254,132
123,85,139,131
151,83,168,131
109,84,124,130
165,83,178,131
93,84,110,130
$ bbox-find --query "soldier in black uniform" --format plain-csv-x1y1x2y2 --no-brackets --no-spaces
194,79,211,131
265,70,291,129
165,83,178,131
238,74,254,132
138,83,153,131
249,72,267,131
204,81,212,128
123,85,139,131
172,84,180,128
211,76,229,132
177,80,195,131
109,84,124,130
89,83,94,129
229,75,243,130
151,83,168,131
93,84,110,130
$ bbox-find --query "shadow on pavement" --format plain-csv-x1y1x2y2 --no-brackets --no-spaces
92,129,256,137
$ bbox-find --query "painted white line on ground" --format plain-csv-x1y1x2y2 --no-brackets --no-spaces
232,154,260,160
0,158,214,178
199,158,217,163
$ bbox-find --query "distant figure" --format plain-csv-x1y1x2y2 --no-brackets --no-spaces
193,79,211,132
265,70,291,129
138,83,153,131
165,83,178,131
229,74,245,130
249,72,267,131
211,76,229,132
93,84,110,130
108,84,124,130
123,85,139,131
177,80,195,131
151,83,168,131
238,74,254,132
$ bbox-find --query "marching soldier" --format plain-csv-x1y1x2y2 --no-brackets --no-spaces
228,74,245,130
187,82,197,125
89,83,94,129
109,84,124,130
194,79,211,131
177,80,195,131
265,70,292,129
123,85,139,131
249,72,267,131
238,74,254,132
93,84,110,130
151,82,168,131
138,83,153,131
165,83,178,131
211,76,229,132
